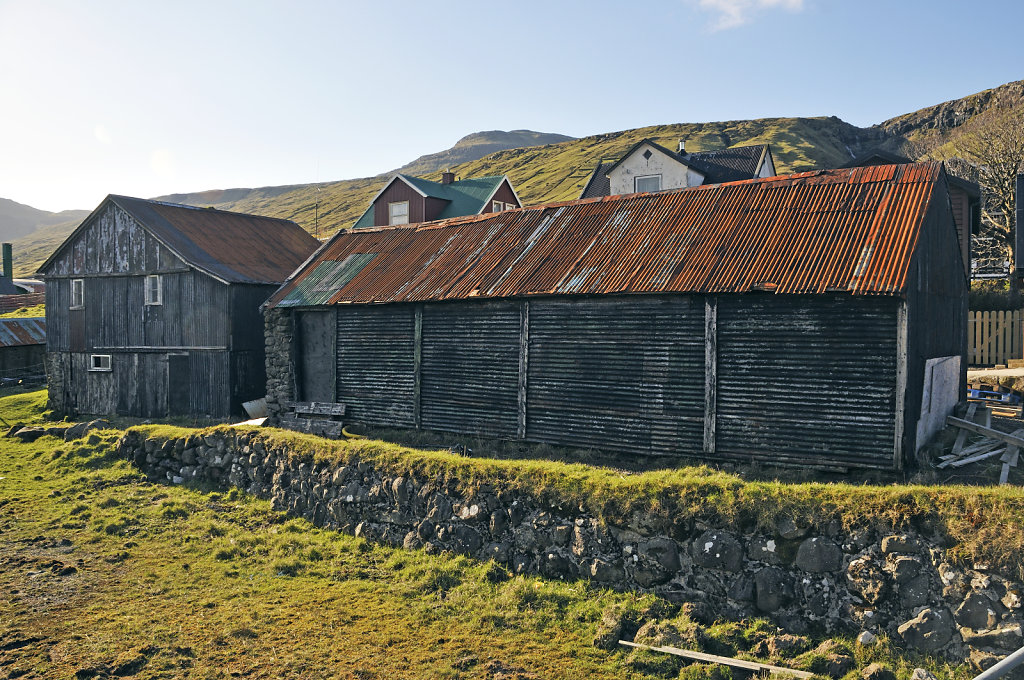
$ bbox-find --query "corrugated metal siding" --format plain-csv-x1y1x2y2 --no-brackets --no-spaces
189,351,230,417
421,301,520,437
336,305,416,427
715,295,898,468
526,296,705,455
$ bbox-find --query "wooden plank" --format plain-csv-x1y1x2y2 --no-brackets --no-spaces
946,416,1024,449
946,448,1006,468
1000,451,1019,485
618,641,813,679
952,403,978,456
413,304,422,429
894,301,907,470
517,300,529,440
703,297,717,455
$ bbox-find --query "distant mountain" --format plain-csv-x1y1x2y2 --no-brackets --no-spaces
393,130,576,176
0,197,88,243
10,81,1024,277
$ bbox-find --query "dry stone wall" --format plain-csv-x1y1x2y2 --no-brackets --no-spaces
263,308,294,421
117,427,1024,668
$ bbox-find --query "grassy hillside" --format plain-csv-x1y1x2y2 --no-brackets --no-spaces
10,79,1024,276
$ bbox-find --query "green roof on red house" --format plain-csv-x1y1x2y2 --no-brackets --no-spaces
352,174,514,228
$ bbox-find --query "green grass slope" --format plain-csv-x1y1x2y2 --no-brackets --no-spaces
0,389,981,679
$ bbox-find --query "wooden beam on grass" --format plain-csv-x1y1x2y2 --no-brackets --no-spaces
619,641,814,679
946,417,1024,449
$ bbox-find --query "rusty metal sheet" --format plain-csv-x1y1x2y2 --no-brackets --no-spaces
267,163,945,309
40,195,320,285
0,317,45,348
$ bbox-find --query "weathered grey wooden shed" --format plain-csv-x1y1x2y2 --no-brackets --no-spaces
39,195,319,418
264,163,966,470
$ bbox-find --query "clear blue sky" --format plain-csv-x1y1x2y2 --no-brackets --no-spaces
1,0,1021,212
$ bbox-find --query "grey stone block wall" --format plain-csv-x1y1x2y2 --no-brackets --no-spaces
263,308,294,421
117,427,1024,667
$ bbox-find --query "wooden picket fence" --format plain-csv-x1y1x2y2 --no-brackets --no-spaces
970,310,1024,366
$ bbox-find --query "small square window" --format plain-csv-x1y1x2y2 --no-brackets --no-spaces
89,354,112,372
388,201,409,225
635,175,661,193
70,279,84,308
505,202,516,211
492,200,504,212
145,274,162,305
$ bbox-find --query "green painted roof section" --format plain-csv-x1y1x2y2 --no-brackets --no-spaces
277,254,376,307
352,174,507,228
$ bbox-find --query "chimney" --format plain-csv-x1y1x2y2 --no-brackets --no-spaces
441,170,455,185
678,139,686,154
2,243,11,281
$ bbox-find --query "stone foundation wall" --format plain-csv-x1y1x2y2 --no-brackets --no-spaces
45,352,68,415
263,308,293,421
117,428,1024,668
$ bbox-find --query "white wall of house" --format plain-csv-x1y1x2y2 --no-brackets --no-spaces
758,151,776,178
608,143,704,195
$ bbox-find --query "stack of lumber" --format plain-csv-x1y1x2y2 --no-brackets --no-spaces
941,404,1021,484
968,378,1024,417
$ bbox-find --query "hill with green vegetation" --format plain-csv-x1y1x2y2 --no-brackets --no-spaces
9,79,1024,277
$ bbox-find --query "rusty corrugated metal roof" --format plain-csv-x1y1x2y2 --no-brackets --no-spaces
112,196,321,284
0,317,45,348
269,163,946,309
39,195,320,285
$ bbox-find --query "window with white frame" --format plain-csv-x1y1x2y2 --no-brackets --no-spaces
145,274,162,305
492,200,504,212
89,354,112,372
70,279,84,308
505,202,516,211
635,175,662,193
388,201,409,225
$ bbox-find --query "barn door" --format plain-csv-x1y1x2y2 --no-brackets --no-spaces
298,311,336,402
167,353,191,416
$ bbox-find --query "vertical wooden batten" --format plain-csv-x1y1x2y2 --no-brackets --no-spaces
704,297,717,455
518,300,529,440
894,300,908,470
413,304,423,429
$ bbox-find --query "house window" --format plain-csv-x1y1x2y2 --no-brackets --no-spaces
70,279,84,308
388,201,409,225
493,200,504,212
89,354,112,372
505,202,516,211
145,274,162,305
635,175,662,193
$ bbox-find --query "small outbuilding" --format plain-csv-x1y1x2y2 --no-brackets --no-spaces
264,163,966,470
0,317,45,382
39,195,319,418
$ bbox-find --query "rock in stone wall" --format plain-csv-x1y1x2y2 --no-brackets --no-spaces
116,428,1024,666
263,308,294,422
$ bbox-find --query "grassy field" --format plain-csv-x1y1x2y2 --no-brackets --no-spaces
0,390,999,678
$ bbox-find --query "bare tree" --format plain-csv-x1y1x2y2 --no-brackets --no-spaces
955,108,1024,274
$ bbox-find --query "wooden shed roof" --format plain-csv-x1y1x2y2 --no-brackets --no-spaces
268,162,950,309
40,195,320,285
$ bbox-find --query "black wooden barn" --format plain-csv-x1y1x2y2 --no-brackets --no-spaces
265,163,966,470
40,195,319,418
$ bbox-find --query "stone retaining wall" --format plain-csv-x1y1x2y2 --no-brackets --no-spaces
117,427,1024,668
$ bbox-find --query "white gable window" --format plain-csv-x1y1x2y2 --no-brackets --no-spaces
492,200,504,212
388,201,409,225
145,274,162,305
635,175,662,193
505,202,516,211
70,279,84,308
89,354,112,372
